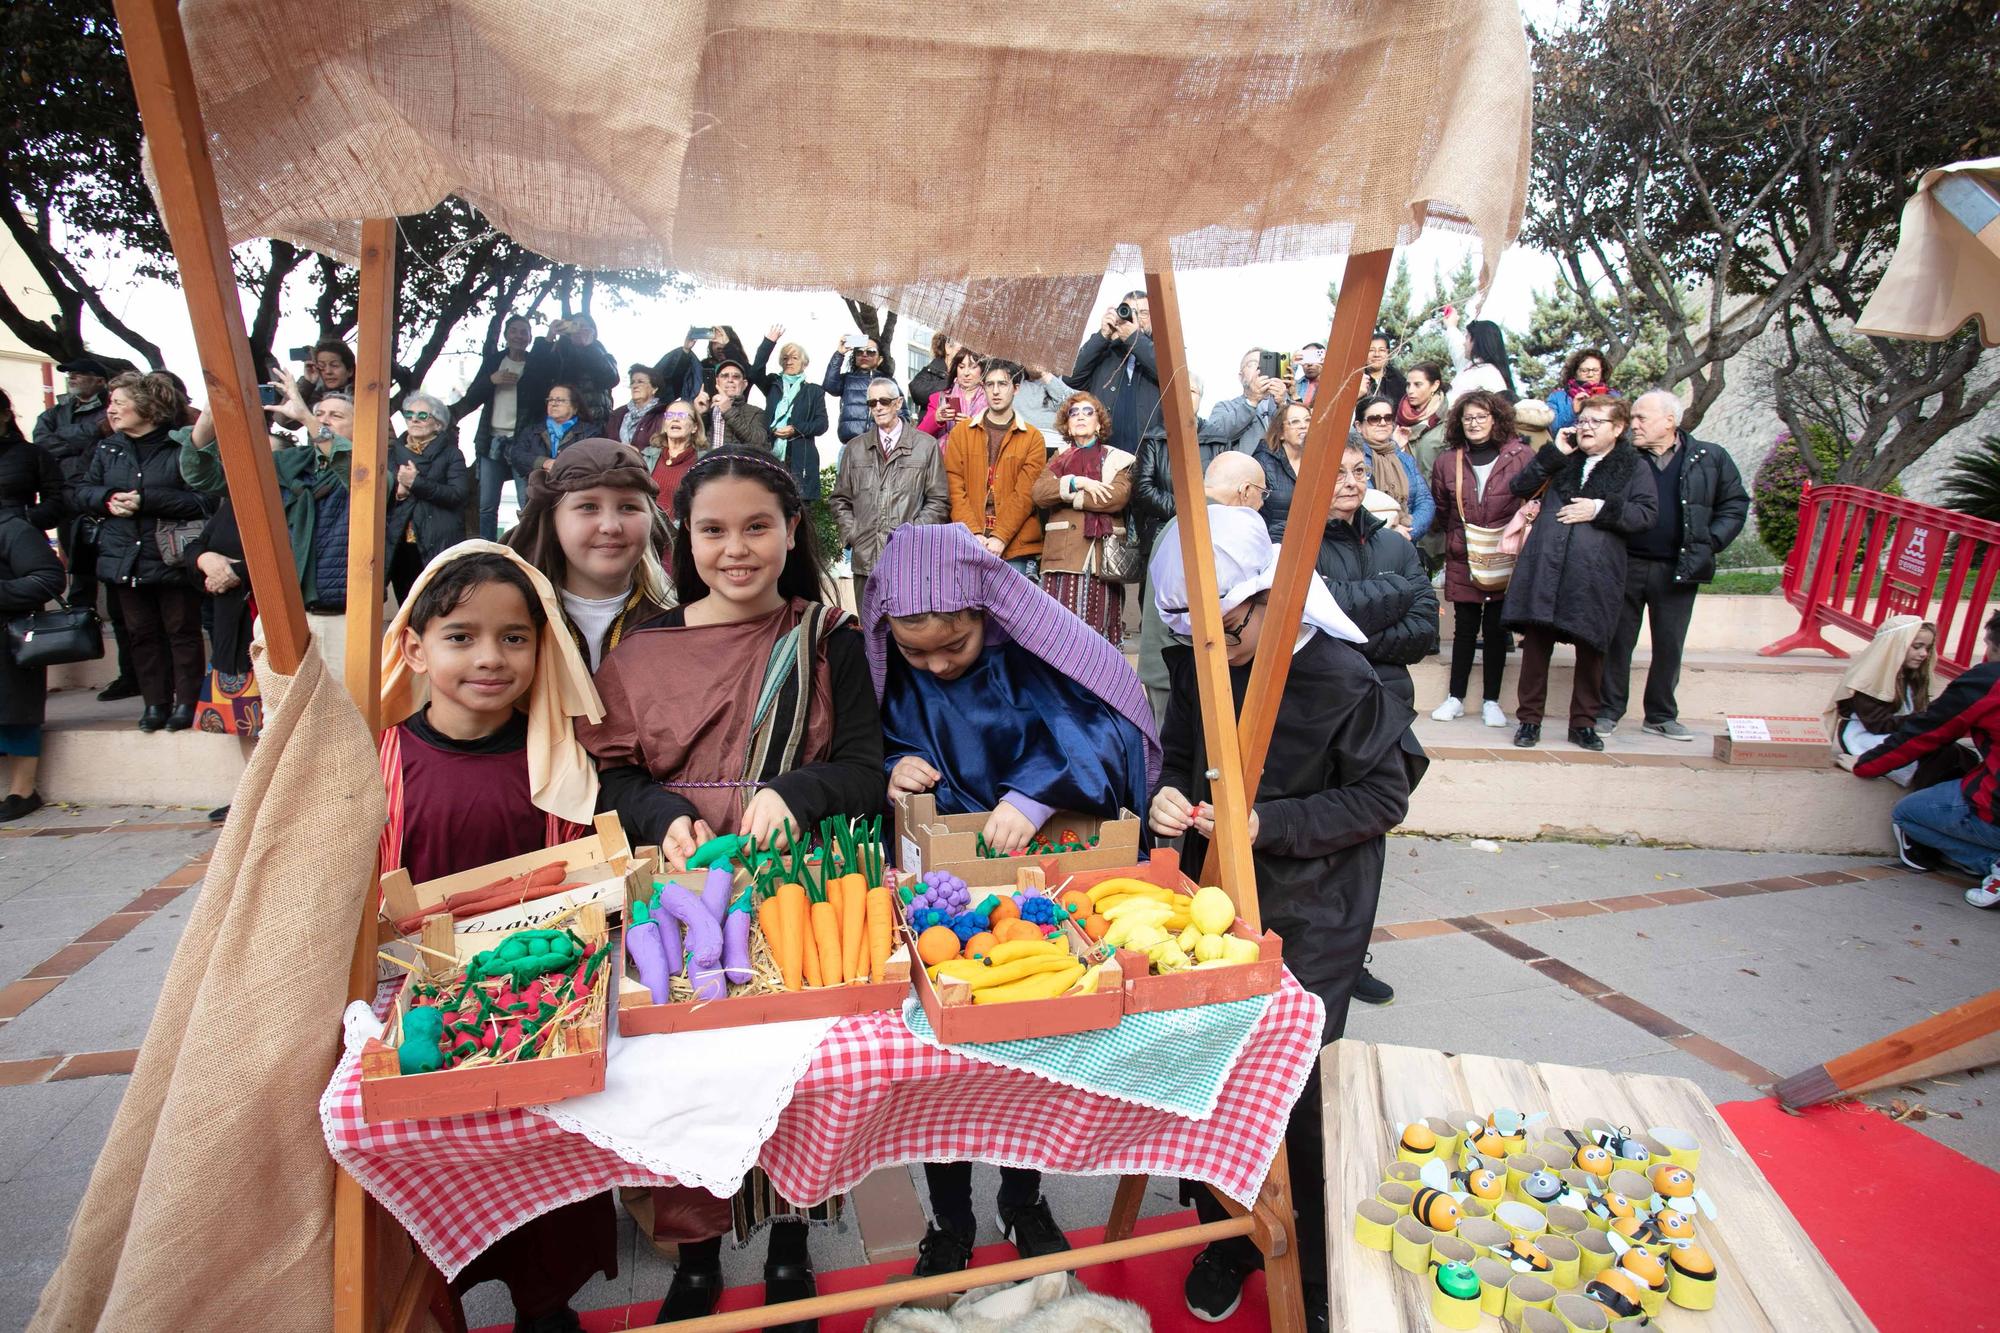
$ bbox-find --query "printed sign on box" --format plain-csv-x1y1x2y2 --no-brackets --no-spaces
1713,714,1829,769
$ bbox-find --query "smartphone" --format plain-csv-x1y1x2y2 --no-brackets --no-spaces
288,345,314,363
686,325,712,341
1258,351,1294,382
258,385,282,407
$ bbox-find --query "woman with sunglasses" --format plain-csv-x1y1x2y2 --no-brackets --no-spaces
386,391,468,600
1353,393,1433,542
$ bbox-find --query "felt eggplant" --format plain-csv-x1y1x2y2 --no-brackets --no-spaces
625,900,673,1004
702,866,734,923
722,900,754,984
659,881,726,1000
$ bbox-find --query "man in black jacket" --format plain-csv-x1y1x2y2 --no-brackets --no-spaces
1598,391,1749,739
516,315,619,437
451,314,535,539
1065,292,1160,456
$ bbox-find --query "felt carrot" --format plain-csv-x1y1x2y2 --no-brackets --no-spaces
757,894,795,991
840,872,867,981
810,899,843,985
777,881,810,990
865,884,894,982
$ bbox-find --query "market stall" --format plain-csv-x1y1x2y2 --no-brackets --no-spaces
34,1,1534,1330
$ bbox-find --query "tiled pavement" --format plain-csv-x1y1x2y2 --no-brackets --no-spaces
1,809,1995,1328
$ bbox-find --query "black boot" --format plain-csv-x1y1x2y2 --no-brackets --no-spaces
138,705,168,733
98,677,140,702
166,704,195,732
762,1257,818,1333
655,1263,723,1323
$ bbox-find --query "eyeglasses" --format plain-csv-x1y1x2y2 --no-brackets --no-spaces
1460,412,1492,425
1223,614,1249,646
1068,405,1099,418
1244,482,1269,498
1578,417,1614,430
1362,413,1394,424
406,411,436,422
866,396,900,408
855,348,880,357
664,410,692,420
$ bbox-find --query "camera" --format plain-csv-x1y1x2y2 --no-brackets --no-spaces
1258,350,1294,382
289,345,314,363
258,385,283,407
1116,301,1135,324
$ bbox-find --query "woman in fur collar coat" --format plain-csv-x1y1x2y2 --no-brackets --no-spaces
1501,396,1657,750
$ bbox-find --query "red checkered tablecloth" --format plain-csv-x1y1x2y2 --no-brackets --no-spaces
323,977,1323,1278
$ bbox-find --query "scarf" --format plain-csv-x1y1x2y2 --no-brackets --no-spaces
378,540,604,823
619,399,655,444
771,372,806,431
1396,395,1442,433
861,523,1160,788
1047,441,1115,540
544,415,580,455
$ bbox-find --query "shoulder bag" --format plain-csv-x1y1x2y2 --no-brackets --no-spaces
1454,451,1517,593
8,598,105,669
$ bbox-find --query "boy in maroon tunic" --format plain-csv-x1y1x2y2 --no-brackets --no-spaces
377,544,613,1333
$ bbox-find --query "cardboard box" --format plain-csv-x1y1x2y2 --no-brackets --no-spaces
895,792,1141,890
615,869,912,1037
1062,851,1284,1014
378,813,648,941
1712,715,1831,769
360,903,611,1121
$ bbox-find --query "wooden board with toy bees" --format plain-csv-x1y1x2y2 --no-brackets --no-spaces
1324,1039,1874,1332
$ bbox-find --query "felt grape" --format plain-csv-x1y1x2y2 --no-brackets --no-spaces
947,912,986,942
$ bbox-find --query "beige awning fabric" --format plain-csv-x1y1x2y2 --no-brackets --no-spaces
1857,157,2000,349
172,0,1531,365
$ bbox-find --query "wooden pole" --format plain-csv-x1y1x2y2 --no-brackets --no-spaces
1201,248,1393,886
332,218,397,1333
1143,261,1261,928
344,219,395,729
110,0,309,673
1776,988,2000,1109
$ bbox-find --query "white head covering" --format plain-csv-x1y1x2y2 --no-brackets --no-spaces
1822,614,1933,746
1148,504,1366,647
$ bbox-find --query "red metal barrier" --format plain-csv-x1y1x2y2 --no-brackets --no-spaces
1760,483,2000,679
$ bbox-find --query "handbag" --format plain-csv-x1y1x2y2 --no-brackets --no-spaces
1499,483,1549,558
8,600,105,670
1454,452,1516,593
155,517,206,566
1097,523,1143,584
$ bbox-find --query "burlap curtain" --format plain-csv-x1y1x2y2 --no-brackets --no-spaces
171,0,1532,368
31,644,384,1332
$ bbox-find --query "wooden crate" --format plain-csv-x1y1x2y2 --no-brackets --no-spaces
1323,1039,1874,1331
1063,850,1284,1013
615,868,912,1036
907,883,1123,1043
894,792,1140,890
360,904,611,1122
378,812,647,940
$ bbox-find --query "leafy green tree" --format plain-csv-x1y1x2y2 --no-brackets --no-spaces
1938,437,2000,526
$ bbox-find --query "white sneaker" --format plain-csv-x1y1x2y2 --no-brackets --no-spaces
1482,700,1508,728
1431,697,1465,721
1967,865,2000,909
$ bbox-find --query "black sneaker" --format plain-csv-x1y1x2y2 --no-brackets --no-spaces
97,677,140,702
1185,1244,1253,1323
762,1260,818,1333
997,1196,1070,1259
207,805,230,824
912,1222,974,1276
655,1263,723,1323
1354,957,1394,1006
1894,825,1941,873
1567,726,1604,752
1513,722,1541,748
0,792,43,824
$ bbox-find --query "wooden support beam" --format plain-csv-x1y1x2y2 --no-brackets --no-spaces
1143,260,1261,928
1203,248,1393,887
1776,988,2000,1109
110,0,309,673
345,218,396,730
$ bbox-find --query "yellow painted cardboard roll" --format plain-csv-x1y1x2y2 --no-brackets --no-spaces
1668,1245,1719,1310
1352,1199,1396,1251
1433,1234,1477,1268
1506,1154,1547,1200
1503,1274,1557,1323
1376,1181,1414,1217
1576,1231,1617,1282
1473,1258,1513,1316
1545,1205,1589,1237
1649,1125,1701,1170
1457,1217,1510,1257
1391,1216,1435,1274
1553,1292,1611,1332
1494,1200,1548,1240
1429,1271,1482,1330
1538,1233,1582,1290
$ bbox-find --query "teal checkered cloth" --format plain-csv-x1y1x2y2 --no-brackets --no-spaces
901,993,1275,1120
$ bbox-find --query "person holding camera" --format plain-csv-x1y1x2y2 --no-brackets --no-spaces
1359,332,1405,406
299,339,355,407
517,314,619,434
452,313,536,540
1501,398,1657,751
1064,292,1160,455
1292,342,1326,406
822,334,889,442
747,328,830,499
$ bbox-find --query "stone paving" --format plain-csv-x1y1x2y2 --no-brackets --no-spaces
0,806,1994,1329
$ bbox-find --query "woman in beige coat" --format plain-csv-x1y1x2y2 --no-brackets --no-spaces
1031,390,1135,644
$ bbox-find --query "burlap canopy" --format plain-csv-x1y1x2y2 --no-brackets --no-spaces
1857,157,2000,350
173,0,1531,363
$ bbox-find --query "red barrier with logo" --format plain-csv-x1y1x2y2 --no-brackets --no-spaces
1760,483,2000,679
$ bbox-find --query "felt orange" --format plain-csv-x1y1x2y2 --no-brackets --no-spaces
961,931,997,959
917,926,962,966
994,918,1043,943
1056,889,1093,917
1083,914,1110,940
989,897,1021,924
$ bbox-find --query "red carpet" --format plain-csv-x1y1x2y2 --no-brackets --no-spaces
1720,1097,1998,1332
476,1210,1260,1332
478,1101,1996,1330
